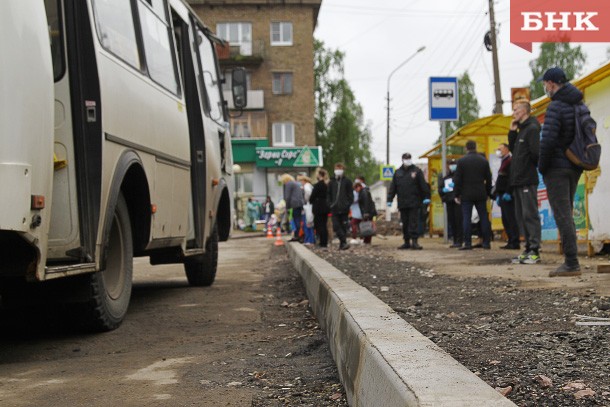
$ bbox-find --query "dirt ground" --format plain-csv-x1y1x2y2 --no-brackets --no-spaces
0,237,347,407
314,235,610,407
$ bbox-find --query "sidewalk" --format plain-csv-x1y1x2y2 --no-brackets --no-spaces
371,236,610,296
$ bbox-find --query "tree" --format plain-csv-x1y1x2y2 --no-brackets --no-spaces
529,42,586,99
433,71,480,154
314,40,379,182
446,71,480,135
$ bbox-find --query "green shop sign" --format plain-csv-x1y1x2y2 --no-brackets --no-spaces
255,146,323,168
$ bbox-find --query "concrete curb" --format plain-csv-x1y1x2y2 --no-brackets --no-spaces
286,243,516,407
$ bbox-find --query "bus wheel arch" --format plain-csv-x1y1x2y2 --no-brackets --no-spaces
79,152,150,331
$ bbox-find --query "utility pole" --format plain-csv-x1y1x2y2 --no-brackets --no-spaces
488,0,503,114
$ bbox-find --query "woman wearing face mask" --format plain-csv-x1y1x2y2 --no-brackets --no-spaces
438,159,463,248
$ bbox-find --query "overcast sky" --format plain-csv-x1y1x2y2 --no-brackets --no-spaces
314,0,609,166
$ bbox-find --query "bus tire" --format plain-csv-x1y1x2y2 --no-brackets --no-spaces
80,193,133,331
184,222,218,287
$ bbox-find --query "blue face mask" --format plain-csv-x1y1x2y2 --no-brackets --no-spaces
449,164,457,172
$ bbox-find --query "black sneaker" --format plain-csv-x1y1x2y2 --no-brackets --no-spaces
339,243,351,251
398,243,411,250
449,243,462,248
549,263,581,277
459,245,472,251
500,244,520,250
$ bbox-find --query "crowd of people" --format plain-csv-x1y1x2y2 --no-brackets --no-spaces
247,67,584,278
434,67,584,277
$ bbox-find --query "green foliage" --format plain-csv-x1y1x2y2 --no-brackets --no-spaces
529,43,587,99
314,40,380,182
446,71,480,136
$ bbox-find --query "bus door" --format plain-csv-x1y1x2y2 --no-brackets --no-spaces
172,10,207,249
48,0,102,264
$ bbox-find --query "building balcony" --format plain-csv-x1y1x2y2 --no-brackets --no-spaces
224,89,264,110
216,40,265,67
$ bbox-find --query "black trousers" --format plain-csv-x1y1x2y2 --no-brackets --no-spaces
331,212,349,245
499,199,520,246
544,168,581,266
399,207,420,241
446,201,463,244
313,213,329,247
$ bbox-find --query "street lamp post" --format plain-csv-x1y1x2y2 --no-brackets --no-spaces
386,46,425,165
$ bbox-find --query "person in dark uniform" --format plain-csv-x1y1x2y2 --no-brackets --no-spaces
453,140,492,250
438,159,463,248
387,153,431,250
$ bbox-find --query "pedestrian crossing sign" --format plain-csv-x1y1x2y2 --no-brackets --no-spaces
380,165,395,181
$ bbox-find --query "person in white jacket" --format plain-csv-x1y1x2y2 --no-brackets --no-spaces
298,174,315,245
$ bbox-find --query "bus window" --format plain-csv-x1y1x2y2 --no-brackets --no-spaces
91,0,141,69
196,29,223,123
44,0,64,81
137,0,180,95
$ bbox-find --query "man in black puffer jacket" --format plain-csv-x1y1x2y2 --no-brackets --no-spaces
538,67,584,277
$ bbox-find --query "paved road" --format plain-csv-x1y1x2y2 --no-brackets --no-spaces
0,237,274,406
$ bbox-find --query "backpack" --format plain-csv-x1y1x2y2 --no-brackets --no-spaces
565,103,601,170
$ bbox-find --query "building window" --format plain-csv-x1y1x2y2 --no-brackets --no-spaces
272,122,295,146
272,72,292,95
217,22,252,56
270,22,293,46
222,70,251,92
235,173,253,193
232,120,251,138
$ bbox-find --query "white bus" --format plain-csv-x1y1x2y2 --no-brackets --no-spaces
0,0,246,330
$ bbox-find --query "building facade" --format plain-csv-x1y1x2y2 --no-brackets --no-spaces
188,0,322,226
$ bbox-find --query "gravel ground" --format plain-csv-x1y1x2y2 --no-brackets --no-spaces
249,245,348,406
313,244,609,407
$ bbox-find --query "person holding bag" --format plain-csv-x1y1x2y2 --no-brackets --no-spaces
354,181,377,244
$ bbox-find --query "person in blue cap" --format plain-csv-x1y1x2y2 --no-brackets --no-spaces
538,67,583,277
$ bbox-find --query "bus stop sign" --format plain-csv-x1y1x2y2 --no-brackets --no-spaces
429,77,459,121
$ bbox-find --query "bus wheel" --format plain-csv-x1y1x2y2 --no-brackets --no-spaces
184,222,218,287
80,193,133,331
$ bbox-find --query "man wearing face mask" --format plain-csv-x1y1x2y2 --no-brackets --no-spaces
494,143,520,250
438,159,463,248
388,153,431,250
508,99,541,263
327,163,353,250
538,67,584,277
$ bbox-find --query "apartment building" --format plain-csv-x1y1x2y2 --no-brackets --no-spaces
188,0,323,225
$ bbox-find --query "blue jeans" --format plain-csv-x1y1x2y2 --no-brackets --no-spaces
462,200,491,247
292,207,303,239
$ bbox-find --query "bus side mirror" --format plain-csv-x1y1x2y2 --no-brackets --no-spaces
231,68,247,109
